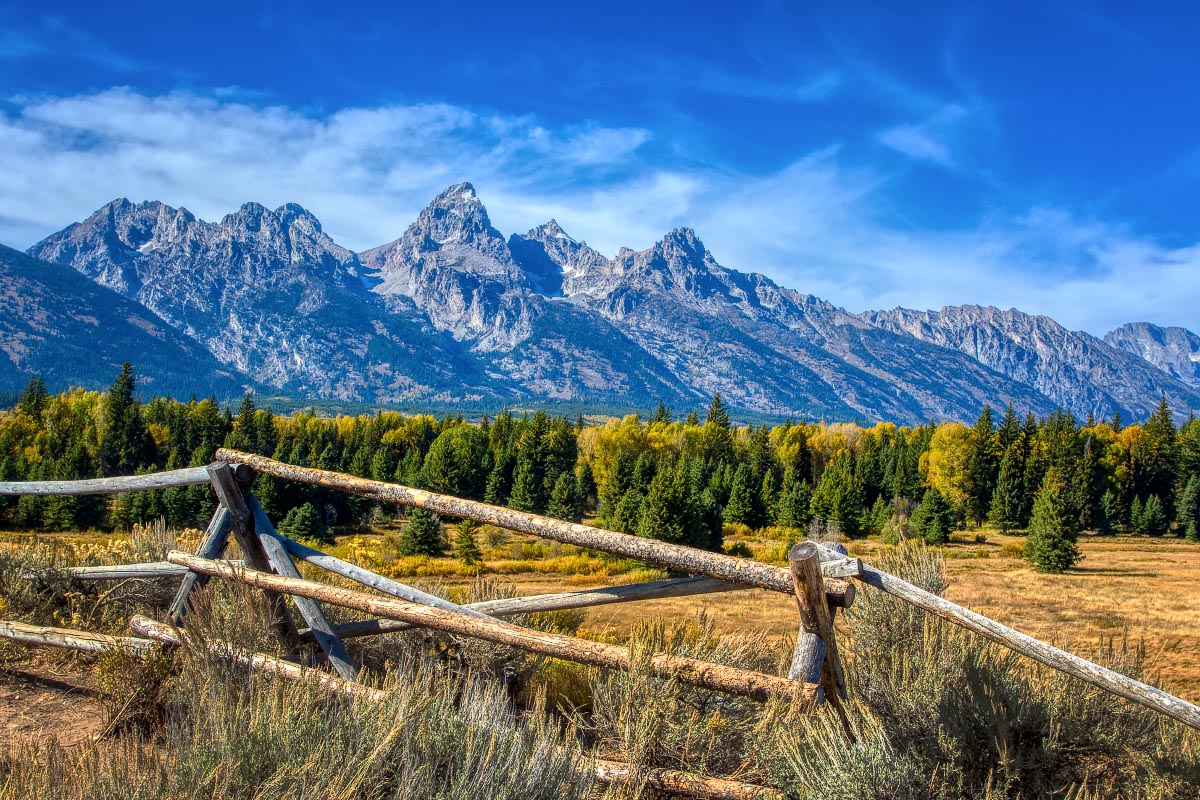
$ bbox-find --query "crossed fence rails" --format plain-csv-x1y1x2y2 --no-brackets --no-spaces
2,447,1199,798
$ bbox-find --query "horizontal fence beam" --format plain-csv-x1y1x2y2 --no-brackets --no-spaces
0,619,154,654
23,560,246,582
215,449,853,608
812,542,1200,731
168,551,814,703
302,575,747,642
0,466,213,496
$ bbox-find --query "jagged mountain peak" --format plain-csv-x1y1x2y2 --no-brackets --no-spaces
1105,321,1200,388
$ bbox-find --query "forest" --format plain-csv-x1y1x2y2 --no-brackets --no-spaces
2,364,1199,569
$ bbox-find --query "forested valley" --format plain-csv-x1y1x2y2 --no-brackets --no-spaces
3,365,1199,571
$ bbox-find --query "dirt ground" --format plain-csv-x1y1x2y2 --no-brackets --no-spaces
0,657,103,749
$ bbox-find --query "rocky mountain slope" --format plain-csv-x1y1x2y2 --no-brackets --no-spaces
863,305,1200,421
29,198,500,404
0,244,245,397
1104,322,1200,388
23,184,1199,423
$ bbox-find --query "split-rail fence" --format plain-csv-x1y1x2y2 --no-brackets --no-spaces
2,448,1199,799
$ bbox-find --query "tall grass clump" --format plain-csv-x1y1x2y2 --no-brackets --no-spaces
0,581,593,800
760,541,1200,799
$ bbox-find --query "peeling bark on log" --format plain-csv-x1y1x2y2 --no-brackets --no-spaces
214,450,853,608
0,620,154,654
0,466,212,496
167,551,815,704
303,576,747,642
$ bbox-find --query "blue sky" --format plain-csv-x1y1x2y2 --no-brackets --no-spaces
1,0,1198,334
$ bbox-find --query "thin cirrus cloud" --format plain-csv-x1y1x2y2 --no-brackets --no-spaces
0,87,1196,336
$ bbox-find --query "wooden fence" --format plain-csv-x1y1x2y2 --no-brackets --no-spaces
3,449,1200,797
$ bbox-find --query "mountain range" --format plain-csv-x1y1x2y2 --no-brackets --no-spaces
9,182,1198,424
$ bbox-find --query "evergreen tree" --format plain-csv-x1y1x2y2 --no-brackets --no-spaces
651,401,672,425
546,471,582,522
398,508,444,556
612,489,644,535
1142,494,1169,536
453,519,483,566
723,464,755,526
760,470,778,525
637,464,695,544
224,394,256,451
685,411,700,426
989,444,1025,532
99,363,153,475
1178,475,1200,542
1024,467,1080,573
599,450,634,524
507,453,542,512
279,502,330,544
576,462,597,512
1141,398,1178,520
776,468,813,529
1130,495,1146,535
16,375,48,423
811,453,863,537
965,405,999,527
910,488,952,544
706,394,730,429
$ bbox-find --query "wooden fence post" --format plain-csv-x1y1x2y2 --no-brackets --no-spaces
788,542,846,707
206,463,301,650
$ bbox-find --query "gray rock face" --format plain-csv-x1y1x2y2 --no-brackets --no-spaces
1104,322,1200,388
26,183,1199,422
29,197,498,403
0,243,246,397
864,305,1200,420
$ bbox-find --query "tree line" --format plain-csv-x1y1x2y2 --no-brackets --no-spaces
2,366,1198,573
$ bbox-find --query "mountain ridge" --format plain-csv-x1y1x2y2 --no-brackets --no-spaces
22,185,1200,423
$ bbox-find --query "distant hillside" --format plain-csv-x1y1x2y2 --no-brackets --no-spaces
0,244,247,398
862,305,1200,421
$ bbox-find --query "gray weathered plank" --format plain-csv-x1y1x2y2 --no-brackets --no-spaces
168,505,235,623
0,466,213,496
247,495,358,681
301,575,748,641
0,620,154,654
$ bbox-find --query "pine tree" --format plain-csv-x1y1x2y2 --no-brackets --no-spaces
546,471,582,522
1142,494,1169,536
16,375,47,423
1178,475,1200,542
706,394,730,429
599,450,634,525
224,394,256,450
910,488,952,544
507,453,542,512
651,401,671,425
1130,495,1146,535
280,502,330,544
398,509,444,556
776,468,812,529
811,453,863,537
1024,467,1080,573
965,405,999,527
453,519,483,566
637,464,694,544
99,362,153,475
989,444,1024,533
576,462,597,512
723,464,755,526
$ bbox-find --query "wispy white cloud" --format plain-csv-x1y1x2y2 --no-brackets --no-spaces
0,88,1195,335
878,103,969,168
